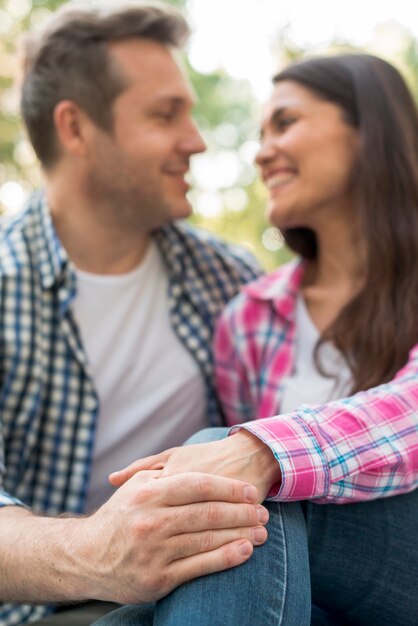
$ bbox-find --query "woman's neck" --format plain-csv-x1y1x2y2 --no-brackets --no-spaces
301,214,366,332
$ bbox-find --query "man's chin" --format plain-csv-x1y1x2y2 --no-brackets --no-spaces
168,198,193,222
146,197,193,231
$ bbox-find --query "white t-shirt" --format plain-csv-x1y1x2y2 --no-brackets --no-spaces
280,296,352,414
72,242,207,510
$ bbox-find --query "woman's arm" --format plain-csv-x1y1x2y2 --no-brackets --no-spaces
216,304,418,504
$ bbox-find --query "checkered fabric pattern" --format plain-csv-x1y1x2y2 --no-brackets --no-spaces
215,260,418,504
0,191,261,625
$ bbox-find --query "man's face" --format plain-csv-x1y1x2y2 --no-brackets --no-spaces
83,39,205,232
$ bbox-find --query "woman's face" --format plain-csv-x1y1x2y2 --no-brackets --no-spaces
256,80,359,231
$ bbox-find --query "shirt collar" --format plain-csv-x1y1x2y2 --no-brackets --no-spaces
20,197,237,306
244,258,305,322
152,223,186,278
4,191,77,319
36,192,71,290
22,192,186,287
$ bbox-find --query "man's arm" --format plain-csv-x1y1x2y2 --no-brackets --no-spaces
0,471,268,604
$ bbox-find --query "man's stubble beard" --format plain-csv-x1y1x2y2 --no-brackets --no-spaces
85,160,173,234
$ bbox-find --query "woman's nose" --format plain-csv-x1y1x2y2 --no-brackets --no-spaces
255,136,277,166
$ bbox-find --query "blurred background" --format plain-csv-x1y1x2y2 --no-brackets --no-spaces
1,0,418,269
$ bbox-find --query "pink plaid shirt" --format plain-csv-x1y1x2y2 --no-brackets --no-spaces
215,260,418,504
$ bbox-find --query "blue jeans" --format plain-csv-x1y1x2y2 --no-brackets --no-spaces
93,428,418,626
305,487,418,625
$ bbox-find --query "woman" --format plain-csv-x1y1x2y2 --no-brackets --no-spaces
97,54,418,625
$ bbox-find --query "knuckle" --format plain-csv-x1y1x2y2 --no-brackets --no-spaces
201,530,215,551
142,572,166,598
196,475,214,498
133,514,161,540
141,564,176,598
245,504,258,525
229,481,239,500
206,502,221,525
132,482,154,504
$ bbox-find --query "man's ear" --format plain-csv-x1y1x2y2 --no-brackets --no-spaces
53,100,92,158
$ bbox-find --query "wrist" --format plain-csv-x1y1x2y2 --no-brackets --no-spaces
228,428,280,499
56,515,98,601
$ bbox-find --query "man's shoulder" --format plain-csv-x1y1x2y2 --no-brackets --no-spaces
158,220,263,284
0,203,35,276
0,191,57,285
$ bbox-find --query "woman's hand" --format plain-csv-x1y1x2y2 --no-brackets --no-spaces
109,430,280,503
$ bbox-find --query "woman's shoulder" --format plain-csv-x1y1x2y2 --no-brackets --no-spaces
220,258,304,326
243,258,304,301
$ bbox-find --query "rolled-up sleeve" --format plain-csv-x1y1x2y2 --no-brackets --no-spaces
232,350,418,503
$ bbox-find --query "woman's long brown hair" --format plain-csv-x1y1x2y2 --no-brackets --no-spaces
274,54,418,393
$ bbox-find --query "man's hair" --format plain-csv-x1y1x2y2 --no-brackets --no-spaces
21,1,189,168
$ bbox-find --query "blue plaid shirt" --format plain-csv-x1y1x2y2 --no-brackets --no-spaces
0,192,261,625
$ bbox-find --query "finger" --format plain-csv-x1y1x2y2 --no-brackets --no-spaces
167,500,269,534
168,525,268,560
169,539,255,586
129,470,162,484
157,472,260,506
109,449,174,486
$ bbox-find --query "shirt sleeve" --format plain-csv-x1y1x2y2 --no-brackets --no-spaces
0,428,25,508
0,490,25,507
215,310,418,504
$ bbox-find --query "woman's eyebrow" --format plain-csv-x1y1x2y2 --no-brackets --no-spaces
260,106,287,138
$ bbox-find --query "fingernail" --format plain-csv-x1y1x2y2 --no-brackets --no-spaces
256,505,269,524
238,541,252,556
252,526,267,544
243,485,258,502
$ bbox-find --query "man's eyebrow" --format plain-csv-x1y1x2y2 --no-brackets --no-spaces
154,95,193,108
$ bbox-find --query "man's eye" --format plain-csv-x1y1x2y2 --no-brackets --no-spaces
156,111,175,121
277,117,296,131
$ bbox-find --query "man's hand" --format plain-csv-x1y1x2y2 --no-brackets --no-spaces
0,471,268,604
82,470,269,603
110,430,280,503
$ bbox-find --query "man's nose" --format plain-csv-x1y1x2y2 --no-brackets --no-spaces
178,120,206,156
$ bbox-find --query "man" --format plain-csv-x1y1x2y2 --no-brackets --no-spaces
0,3,268,624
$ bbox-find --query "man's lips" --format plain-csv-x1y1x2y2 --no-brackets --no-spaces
163,167,190,191
164,169,189,176
163,162,190,176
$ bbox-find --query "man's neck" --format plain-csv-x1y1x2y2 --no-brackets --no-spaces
45,179,151,275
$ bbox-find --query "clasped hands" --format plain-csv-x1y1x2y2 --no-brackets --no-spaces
110,429,279,504
76,430,281,604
